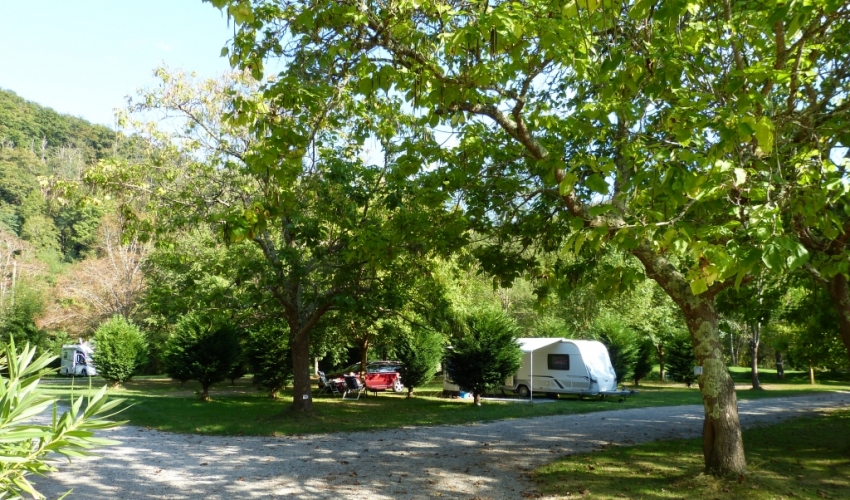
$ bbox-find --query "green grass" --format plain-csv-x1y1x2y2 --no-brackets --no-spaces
36,372,850,437
533,408,850,500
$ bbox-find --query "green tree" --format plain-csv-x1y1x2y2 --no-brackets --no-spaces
88,69,463,412
590,313,638,385
246,323,293,398
0,340,124,499
395,327,443,397
667,335,698,388
633,339,655,386
163,314,241,401
214,0,850,474
92,315,147,386
446,309,523,406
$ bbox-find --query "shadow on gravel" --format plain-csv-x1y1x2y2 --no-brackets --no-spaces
32,393,850,500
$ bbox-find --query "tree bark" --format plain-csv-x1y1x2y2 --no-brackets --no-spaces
633,246,747,476
655,344,665,382
825,274,850,365
200,384,210,401
359,338,370,376
289,322,314,412
809,365,816,385
473,392,481,406
750,322,762,390
775,352,784,379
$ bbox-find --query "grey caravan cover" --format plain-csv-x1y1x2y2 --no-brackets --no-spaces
572,340,618,392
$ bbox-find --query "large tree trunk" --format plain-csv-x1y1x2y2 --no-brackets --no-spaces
634,246,747,476
825,274,850,364
289,322,314,412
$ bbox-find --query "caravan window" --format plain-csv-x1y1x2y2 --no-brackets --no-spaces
548,354,570,370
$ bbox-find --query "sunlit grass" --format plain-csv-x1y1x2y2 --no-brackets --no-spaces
35,373,850,436
534,409,850,499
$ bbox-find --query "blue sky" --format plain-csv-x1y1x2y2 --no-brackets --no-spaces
0,1,233,126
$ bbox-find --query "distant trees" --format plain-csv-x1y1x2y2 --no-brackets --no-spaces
446,310,523,406
92,315,147,386
590,314,638,385
246,324,292,399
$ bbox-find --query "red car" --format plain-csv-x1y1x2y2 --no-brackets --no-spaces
327,361,405,393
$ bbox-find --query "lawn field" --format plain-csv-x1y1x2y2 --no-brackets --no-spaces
37,368,850,436
534,408,850,499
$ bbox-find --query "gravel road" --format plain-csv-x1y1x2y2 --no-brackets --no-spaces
32,392,850,499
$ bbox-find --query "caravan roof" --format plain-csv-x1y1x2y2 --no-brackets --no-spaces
516,337,564,352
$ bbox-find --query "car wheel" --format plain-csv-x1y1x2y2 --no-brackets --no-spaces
392,378,405,393
516,385,530,398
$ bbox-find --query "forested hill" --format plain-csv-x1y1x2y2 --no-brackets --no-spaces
0,89,117,261
0,88,115,161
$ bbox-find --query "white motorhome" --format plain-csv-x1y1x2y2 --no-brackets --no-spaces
58,341,97,377
503,338,633,399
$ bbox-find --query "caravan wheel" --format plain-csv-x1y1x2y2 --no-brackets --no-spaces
516,385,530,398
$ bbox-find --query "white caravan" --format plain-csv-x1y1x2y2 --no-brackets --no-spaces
58,342,97,377
503,338,633,399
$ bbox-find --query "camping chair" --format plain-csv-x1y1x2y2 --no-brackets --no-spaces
317,371,340,397
342,375,366,400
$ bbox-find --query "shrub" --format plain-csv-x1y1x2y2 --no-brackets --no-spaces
246,324,292,398
446,309,523,405
163,314,241,400
396,328,443,397
93,315,147,386
633,338,655,386
590,314,638,384
667,334,698,387
0,339,123,498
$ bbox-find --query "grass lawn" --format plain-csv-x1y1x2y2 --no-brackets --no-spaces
36,368,850,437
533,408,850,499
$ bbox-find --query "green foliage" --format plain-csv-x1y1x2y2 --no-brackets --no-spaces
633,339,655,386
395,327,444,396
779,285,849,372
667,335,698,388
0,280,49,353
446,309,523,403
590,314,638,384
246,323,292,398
0,339,124,499
93,315,147,386
163,314,241,400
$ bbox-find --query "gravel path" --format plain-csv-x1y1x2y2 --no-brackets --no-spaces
32,392,850,499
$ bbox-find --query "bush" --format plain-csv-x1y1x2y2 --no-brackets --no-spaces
163,314,241,400
0,339,123,498
246,324,292,398
633,338,655,386
667,334,698,387
93,315,147,386
396,328,443,397
446,309,523,405
590,314,638,384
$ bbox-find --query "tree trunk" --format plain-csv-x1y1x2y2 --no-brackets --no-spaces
730,331,737,366
809,365,816,385
775,352,784,379
359,338,369,376
825,274,850,364
407,387,414,398
750,322,761,390
473,392,481,406
633,246,746,476
289,323,314,412
200,384,210,401
656,345,665,382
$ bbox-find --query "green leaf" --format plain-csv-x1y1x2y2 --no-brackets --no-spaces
559,172,578,196
754,117,774,154
586,174,609,194
690,278,708,295
761,244,783,271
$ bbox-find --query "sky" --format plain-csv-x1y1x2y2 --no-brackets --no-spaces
0,0,234,127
